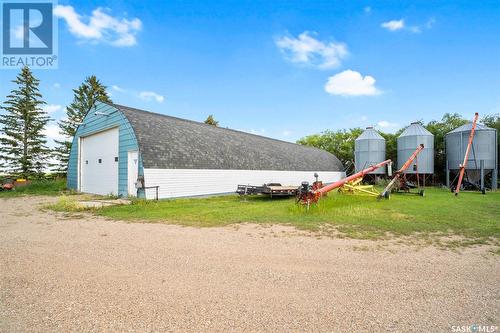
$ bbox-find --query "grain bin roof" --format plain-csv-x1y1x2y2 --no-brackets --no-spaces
113,103,343,171
356,127,385,141
399,122,433,137
447,122,495,134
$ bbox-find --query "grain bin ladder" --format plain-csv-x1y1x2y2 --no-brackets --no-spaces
454,112,479,196
379,144,424,199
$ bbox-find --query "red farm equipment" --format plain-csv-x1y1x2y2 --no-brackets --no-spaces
296,159,392,208
453,112,479,196
379,144,425,199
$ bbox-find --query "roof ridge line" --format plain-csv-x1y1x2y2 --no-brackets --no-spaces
104,101,328,153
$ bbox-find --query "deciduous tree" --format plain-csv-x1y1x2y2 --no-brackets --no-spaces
297,128,363,167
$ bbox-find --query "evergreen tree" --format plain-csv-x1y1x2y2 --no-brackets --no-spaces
53,76,112,175
204,114,219,126
0,66,50,178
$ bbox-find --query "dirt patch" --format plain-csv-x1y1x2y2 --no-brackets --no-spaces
1,196,498,332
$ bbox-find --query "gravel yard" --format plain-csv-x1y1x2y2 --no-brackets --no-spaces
0,196,498,332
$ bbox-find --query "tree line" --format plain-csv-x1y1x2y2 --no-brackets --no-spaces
297,114,500,183
0,66,111,179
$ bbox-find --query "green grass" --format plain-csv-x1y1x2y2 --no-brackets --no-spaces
95,188,500,243
0,179,68,197
44,195,89,212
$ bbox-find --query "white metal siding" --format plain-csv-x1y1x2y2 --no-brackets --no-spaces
143,168,345,199
80,127,119,195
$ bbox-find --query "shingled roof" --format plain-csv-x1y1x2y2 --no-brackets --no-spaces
113,103,343,171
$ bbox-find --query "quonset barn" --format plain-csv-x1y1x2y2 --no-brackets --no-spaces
67,102,345,199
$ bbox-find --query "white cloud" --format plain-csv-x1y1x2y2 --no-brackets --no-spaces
381,19,405,31
409,18,436,33
42,104,63,114
361,115,368,121
276,31,348,69
364,6,371,14
325,70,381,97
43,124,67,142
111,85,125,92
54,5,142,47
382,18,435,33
138,91,165,103
109,84,165,103
377,120,399,129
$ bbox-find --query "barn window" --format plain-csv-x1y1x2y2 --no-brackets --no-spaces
98,159,102,164
115,157,119,162
85,160,88,164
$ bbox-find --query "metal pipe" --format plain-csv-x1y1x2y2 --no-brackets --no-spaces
480,160,485,193
494,130,498,191
314,159,392,195
494,167,498,191
398,144,424,174
380,144,425,198
446,160,450,188
455,112,479,195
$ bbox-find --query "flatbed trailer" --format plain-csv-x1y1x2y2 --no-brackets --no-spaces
236,184,264,195
236,183,298,198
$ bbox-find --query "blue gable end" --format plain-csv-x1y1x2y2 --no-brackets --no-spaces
67,102,144,197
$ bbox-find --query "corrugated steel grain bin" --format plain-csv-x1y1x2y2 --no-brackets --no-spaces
446,122,498,190
446,123,497,171
397,122,434,174
355,127,386,174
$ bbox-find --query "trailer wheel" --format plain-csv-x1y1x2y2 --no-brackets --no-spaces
419,190,425,197
384,192,390,199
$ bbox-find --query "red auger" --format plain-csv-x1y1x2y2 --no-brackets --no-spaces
297,159,392,206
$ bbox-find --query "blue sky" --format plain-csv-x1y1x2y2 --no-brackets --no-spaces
1,0,499,145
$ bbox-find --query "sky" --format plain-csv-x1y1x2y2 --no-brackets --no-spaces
1,0,499,146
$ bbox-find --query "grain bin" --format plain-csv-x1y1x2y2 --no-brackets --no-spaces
355,127,386,174
446,122,498,190
397,122,434,174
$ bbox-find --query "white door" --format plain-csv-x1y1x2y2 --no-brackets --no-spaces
128,151,139,196
80,128,119,195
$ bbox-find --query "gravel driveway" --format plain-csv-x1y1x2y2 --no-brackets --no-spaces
0,196,498,332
